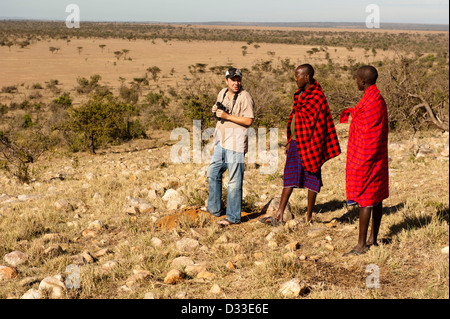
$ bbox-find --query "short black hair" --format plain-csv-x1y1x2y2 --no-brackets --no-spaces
297,64,315,79
358,65,378,85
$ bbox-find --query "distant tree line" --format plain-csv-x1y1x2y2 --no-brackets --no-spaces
0,21,448,56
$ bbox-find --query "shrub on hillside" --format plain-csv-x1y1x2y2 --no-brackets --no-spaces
64,94,145,154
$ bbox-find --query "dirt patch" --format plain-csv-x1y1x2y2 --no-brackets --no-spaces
157,207,264,230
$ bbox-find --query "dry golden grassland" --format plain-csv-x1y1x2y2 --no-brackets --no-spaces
0,36,400,105
0,24,448,299
0,127,448,299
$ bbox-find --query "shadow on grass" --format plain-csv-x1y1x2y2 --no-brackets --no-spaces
315,199,347,215
336,202,406,224
385,205,449,239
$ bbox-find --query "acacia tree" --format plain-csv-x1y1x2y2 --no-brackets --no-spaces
146,66,161,82
122,49,130,60
0,129,49,183
49,46,60,54
379,55,449,132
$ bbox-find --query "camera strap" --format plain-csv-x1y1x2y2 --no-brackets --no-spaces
221,88,241,115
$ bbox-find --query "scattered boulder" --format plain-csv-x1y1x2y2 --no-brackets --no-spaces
260,195,293,222
71,251,97,265
21,288,42,299
101,260,119,273
150,237,163,248
18,194,41,202
162,189,184,210
197,271,216,281
164,269,183,284
279,278,310,297
210,284,223,295
4,251,28,267
307,227,327,238
185,263,208,277
54,199,74,212
171,256,194,269
143,291,157,299
124,198,155,215
88,220,108,231
42,233,63,243
39,274,66,298
0,265,18,281
44,245,64,257
176,237,199,253
125,269,151,288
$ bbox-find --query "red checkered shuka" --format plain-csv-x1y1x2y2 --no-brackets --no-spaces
340,84,389,207
287,80,341,174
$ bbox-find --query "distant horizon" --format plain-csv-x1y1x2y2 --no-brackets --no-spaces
0,18,448,31
0,1,448,26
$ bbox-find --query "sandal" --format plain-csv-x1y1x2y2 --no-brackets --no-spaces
217,218,238,227
343,248,368,257
259,216,284,226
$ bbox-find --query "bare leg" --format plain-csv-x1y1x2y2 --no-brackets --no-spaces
352,206,372,253
305,189,317,222
367,203,383,247
275,187,293,222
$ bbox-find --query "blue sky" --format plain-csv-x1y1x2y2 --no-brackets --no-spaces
0,0,448,24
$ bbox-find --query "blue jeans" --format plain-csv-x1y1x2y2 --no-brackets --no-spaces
207,143,245,224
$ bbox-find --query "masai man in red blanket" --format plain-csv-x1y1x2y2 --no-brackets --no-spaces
340,65,389,255
260,64,341,226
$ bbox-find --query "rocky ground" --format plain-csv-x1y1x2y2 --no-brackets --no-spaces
0,126,448,299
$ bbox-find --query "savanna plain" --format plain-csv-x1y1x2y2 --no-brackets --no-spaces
0,21,448,299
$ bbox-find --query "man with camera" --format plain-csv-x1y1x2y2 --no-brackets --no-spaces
207,68,255,226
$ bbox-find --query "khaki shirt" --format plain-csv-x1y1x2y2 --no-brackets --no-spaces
213,88,255,153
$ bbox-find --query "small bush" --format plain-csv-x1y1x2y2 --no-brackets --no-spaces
1,85,17,93
52,92,72,108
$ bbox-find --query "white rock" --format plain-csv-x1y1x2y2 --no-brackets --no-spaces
176,237,199,253
39,274,66,298
150,237,163,248
21,288,42,299
147,189,158,200
143,292,157,299
279,278,310,297
4,251,28,267
185,263,208,277
102,260,119,272
210,284,223,295
88,220,107,230
265,227,283,242
54,199,73,211
18,194,41,202
126,269,151,287
162,189,184,210
0,194,13,203
124,198,155,215
260,195,293,221
171,256,194,269
441,246,449,254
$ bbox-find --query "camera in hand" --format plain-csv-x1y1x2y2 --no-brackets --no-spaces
214,102,229,121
